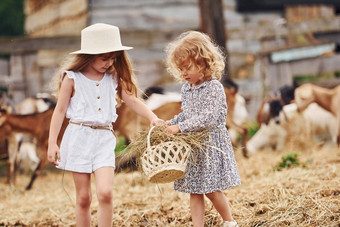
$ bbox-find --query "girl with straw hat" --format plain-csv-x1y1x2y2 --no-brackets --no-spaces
165,31,241,227
47,23,164,227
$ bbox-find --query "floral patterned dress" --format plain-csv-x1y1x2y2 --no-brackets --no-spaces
169,78,241,194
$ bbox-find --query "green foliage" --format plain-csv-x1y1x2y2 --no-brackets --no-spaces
274,153,300,171
0,0,24,37
0,161,7,177
293,72,336,83
0,54,10,60
246,121,259,139
115,136,127,153
236,121,259,143
335,71,340,78
293,75,316,83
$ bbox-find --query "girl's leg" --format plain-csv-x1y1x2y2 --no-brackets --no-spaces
205,191,233,221
94,167,114,227
190,194,205,227
72,172,92,227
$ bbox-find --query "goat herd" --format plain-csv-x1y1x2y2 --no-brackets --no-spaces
0,83,339,190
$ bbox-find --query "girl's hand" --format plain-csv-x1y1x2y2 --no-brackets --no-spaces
165,125,180,135
47,143,60,166
151,117,165,127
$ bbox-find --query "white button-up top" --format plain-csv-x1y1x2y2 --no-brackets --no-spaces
63,71,118,125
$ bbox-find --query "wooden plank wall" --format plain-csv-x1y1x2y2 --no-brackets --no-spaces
24,0,88,37
2,0,339,119
285,5,335,22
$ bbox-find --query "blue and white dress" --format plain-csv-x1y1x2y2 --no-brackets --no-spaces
170,78,241,194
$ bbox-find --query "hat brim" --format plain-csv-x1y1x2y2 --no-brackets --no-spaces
70,46,133,54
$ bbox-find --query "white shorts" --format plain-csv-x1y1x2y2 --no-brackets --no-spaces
57,124,116,173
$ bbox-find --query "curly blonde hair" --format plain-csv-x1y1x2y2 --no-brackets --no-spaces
165,31,225,82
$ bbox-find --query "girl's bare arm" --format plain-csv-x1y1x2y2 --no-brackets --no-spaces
47,76,73,165
121,89,164,126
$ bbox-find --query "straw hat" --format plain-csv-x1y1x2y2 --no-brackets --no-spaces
70,23,133,54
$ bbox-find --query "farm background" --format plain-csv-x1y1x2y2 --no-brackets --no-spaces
1,0,340,119
0,0,340,226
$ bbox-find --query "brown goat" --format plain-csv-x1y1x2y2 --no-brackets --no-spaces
113,101,182,141
114,88,248,157
0,108,68,189
294,83,340,146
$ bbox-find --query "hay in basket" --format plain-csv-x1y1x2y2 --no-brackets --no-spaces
125,125,211,183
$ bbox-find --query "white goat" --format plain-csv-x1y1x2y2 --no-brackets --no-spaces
247,103,337,153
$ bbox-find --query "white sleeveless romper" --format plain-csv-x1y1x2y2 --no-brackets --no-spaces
57,71,118,173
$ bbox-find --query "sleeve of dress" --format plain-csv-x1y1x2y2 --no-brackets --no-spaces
169,111,185,125
62,71,76,91
178,82,225,132
62,71,75,81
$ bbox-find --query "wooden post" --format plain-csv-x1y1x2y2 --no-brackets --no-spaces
198,0,236,89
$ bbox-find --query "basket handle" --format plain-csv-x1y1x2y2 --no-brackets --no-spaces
147,126,156,149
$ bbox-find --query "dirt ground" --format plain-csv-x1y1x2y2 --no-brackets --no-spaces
0,144,339,227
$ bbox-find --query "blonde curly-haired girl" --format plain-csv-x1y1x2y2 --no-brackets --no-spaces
165,31,240,227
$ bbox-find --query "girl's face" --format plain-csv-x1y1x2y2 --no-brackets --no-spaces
91,52,120,73
181,63,203,87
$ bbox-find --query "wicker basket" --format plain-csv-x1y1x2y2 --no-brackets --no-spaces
141,126,191,183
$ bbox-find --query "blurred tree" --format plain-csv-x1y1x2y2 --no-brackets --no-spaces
0,0,24,37
198,0,238,91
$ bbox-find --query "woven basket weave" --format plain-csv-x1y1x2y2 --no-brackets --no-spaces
141,126,191,183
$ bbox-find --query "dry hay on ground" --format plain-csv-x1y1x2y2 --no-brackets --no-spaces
0,145,339,226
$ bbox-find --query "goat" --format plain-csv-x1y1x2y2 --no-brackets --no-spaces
294,83,340,146
16,141,40,173
113,101,182,142
115,86,250,170
257,84,298,125
145,92,181,110
114,86,249,157
0,108,68,189
16,97,51,114
248,103,338,153
2,96,55,187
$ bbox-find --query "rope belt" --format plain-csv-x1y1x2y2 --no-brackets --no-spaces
69,121,113,131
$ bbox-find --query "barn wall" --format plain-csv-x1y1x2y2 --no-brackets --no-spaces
24,0,88,37
2,0,339,120
0,60,9,77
